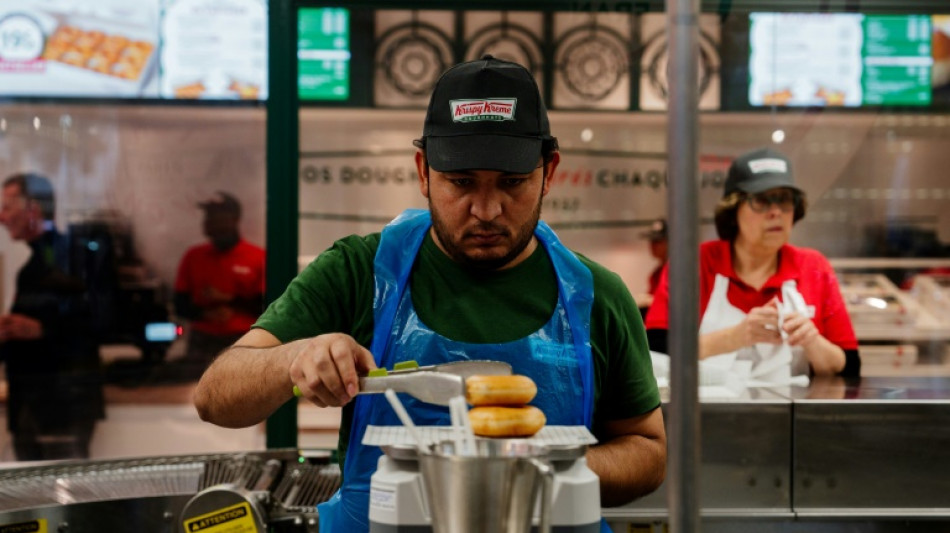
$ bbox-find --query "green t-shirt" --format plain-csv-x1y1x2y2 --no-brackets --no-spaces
256,231,660,463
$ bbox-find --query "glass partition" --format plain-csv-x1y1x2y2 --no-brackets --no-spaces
292,3,950,445
0,2,947,531
2,0,948,470
0,104,267,461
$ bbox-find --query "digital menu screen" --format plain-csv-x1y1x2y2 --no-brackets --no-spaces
0,0,162,98
749,13,933,107
160,0,268,100
297,7,350,101
934,15,950,105
862,15,932,105
0,0,267,101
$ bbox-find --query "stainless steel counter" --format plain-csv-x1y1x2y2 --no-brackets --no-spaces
792,377,950,517
606,377,950,525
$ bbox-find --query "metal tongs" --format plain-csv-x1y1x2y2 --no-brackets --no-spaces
293,360,512,406
359,360,512,406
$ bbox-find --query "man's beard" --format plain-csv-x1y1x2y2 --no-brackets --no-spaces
428,190,543,271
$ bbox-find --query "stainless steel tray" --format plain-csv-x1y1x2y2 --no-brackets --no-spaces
365,425,596,461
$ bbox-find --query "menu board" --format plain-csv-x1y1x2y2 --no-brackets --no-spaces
862,15,932,105
0,0,161,97
297,7,350,101
934,15,950,105
0,0,267,100
749,13,932,107
160,0,268,100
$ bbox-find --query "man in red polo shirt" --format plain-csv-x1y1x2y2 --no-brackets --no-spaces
645,148,860,378
635,218,669,317
171,192,265,380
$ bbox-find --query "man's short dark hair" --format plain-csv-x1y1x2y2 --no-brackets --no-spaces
3,172,55,220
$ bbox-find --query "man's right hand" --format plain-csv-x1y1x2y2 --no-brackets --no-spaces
195,329,378,428
0,313,43,342
288,333,377,408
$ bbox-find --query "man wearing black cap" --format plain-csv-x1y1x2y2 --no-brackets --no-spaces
171,191,265,381
0,173,104,460
636,218,669,316
194,56,666,531
645,148,860,379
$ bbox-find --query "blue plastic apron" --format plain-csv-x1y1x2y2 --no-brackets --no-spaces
318,209,604,532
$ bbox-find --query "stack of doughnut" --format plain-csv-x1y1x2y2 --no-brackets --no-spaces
464,375,546,438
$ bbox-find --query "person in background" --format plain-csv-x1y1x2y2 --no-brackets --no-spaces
645,148,860,377
0,173,105,460
636,218,668,317
193,55,666,532
171,192,265,381
900,266,950,291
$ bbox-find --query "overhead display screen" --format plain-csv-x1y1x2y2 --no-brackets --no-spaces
0,0,267,101
934,15,950,105
749,13,933,107
160,0,268,100
297,7,350,101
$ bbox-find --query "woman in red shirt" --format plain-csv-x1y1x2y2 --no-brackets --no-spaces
645,148,860,377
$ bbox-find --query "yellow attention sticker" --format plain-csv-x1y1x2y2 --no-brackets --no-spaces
0,519,48,533
183,502,258,533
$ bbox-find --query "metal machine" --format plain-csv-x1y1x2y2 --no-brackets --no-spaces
364,425,602,532
0,431,600,533
839,273,918,327
912,274,950,319
0,450,340,533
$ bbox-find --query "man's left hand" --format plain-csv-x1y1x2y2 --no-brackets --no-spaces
0,313,43,342
203,286,234,304
204,305,234,323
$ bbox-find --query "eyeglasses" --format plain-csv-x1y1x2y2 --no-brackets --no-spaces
745,189,800,213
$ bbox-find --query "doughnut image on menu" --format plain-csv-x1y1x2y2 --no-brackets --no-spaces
934,15,950,100
464,375,547,438
42,25,155,81
815,86,846,106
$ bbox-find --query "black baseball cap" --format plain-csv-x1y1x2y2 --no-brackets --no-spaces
724,148,802,197
417,55,555,174
640,218,668,241
198,191,242,217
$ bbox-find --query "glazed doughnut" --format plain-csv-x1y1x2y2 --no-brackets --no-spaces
468,406,546,438
465,374,538,406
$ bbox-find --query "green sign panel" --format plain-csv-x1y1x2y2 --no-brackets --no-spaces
749,13,934,107
298,8,350,101
862,15,932,105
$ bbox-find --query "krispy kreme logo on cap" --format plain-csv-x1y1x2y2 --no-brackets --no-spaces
450,98,517,122
747,158,788,174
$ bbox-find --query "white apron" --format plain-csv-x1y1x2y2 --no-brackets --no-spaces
699,274,811,383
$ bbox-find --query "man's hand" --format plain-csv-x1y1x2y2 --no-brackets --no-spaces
289,333,378,407
203,286,234,304
203,305,234,323
195,330,377,427
0,313,43,342
634,292,654,308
